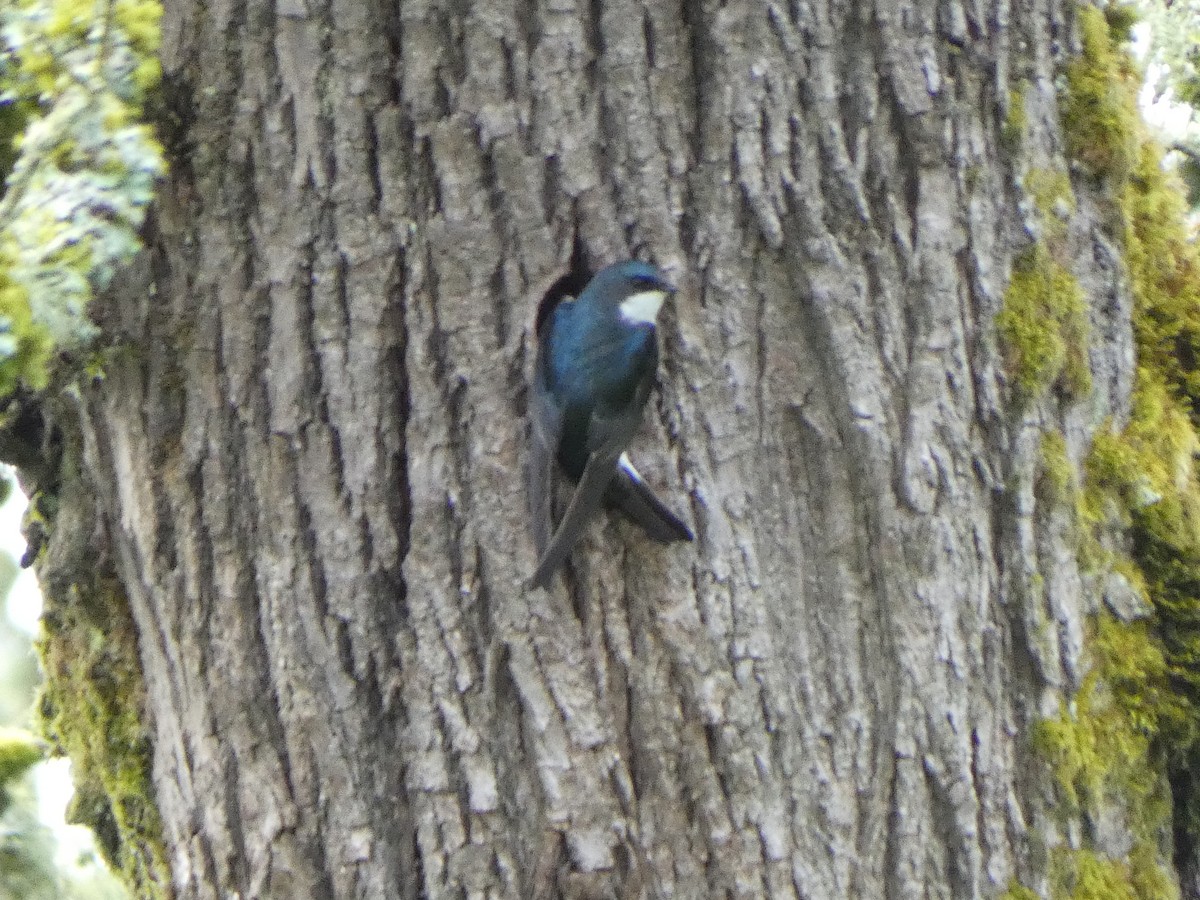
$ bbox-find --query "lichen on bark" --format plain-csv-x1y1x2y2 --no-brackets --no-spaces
0,0,171,893
0,0,164,392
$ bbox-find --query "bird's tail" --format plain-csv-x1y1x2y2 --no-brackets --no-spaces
605,454,694,543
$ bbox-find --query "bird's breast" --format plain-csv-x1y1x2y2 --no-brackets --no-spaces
550,320,655,402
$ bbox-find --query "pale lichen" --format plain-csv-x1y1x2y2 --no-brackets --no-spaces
0,0,163,391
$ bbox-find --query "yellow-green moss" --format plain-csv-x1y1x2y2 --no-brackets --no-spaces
37,574,168,896
997,244,1092,403
1019,5,1200,897
1046,842,1175,900
1082,381,1197,533
1112,135,1200,796
999,155,1084,405
1031,615,1166,818
1040,430,1075,504
1130,840,1179,900
0,98,31,197
1123,143,1200,412
1055,393,1190,898
1062,5,1140,181
1095,613,1184,738
0,728,41,791
1000,883,1040,900
1102,2,1140,43
1095,155,1200,762
1031,701,1111,814
1053,848,1138,900
1027,168,1078,242
0,0,170,888
1004,83,1029,150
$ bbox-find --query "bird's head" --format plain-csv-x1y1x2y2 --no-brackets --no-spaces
587,261,677,326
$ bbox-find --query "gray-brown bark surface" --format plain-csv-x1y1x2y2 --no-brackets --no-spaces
35,0,1153,896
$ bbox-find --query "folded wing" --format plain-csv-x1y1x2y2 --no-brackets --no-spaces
605,453,693,543
529,397,640,588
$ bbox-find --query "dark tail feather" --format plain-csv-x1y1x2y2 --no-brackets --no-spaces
529,449,619,589
605,456,694,543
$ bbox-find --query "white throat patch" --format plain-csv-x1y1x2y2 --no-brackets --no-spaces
619,290,667,325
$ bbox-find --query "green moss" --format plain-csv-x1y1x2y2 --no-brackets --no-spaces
1111,135,1200,786
1122,144,1200,414
0,268,54,393
1056,849,1138,900
997,244,1092,403
1130,840,1178,900
1040,430,1075,504
1062,5,1140,181
37,574,169,896
998,130,1090,405
1022,4,1200,896
1037,390,1185,900
0,728,42,806
1027,168,1077,242
1031,613,1167,819
1095,614,1183,736
1084,617,1182,896
1046,843,1175,900
0,98,32,196
1102,2,1140,43
1101,156,1200,765
1047,843,1174,900
1082,384,1196,532
1000,883,1040,900
0,0,170,875
1004,83,1029,151
1031,698,1112,813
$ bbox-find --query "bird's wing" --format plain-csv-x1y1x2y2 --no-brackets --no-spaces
605,453,694,543
528,369,562,563
529,399,640,589
529,441,621,588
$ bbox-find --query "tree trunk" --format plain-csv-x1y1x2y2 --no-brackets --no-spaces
25,0,1179,897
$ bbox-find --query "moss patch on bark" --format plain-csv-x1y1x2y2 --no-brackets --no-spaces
1062,3,1140,182
37,568,168,897
1020,4,1200,897
998,245,1091,403
30,441,169,900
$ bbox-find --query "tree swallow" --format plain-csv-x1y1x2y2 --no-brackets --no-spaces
528,260,693,588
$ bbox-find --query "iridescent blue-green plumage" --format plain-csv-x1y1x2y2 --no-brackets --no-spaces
545,295,658,479
529,261,693,588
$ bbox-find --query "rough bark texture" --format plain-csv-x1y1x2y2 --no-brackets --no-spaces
29,0,1162,897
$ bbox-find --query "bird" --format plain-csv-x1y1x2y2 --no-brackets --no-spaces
528,260,693,589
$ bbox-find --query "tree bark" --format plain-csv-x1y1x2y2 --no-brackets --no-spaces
27,0,1164,897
